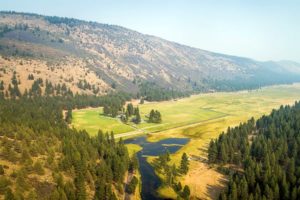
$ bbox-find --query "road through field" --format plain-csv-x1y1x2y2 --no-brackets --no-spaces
115,114,228,138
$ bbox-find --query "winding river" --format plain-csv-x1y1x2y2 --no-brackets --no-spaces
125,136,190,200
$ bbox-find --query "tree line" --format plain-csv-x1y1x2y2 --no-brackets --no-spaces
139,82,190,102
208,101,300,200
0,73,108,99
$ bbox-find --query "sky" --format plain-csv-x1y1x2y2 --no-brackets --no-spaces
1,0,300,62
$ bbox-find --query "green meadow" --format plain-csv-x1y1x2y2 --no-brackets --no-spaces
72,84,300,137
72,108,134,135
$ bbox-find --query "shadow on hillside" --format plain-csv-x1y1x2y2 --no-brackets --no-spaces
198,147,208,154
205,177,228,200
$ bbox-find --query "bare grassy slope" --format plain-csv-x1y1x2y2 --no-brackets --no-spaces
0,11,300,95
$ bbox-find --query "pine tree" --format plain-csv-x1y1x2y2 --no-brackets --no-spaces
127,103,134,116
0,177,10,195
27,189,38,200
126,176,138,194
140,98,144,104
0,165,4,175
125,110,129,122
64,181,76,200
65,108,72,124
74,173,86,200
240,177,248,199
135,107,141,124
16,171,29,191
182,185,190,199
180,153,189,174
230,182,238,200
58,188,68,200
175,181,182,192
4,188,15,200
33,161,45,175
103,105,110,116
129,153,139,172
148,110,162,123
0,81,4,90
220,143,228,163
49,188,60,200
149,109,155,122
208,140,217,163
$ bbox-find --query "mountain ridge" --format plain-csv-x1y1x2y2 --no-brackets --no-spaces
0,11,300,96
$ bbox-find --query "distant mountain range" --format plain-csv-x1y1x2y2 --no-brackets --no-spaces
0,11,300,95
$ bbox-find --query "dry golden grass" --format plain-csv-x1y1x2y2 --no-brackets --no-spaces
182,161,226,200
0,55,109,95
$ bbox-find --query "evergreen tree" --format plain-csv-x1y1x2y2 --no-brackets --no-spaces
0,165,4,175
74,173,86,200
33,161,45,175
209,101,300,200
129,153,139,172
140,98,144,104
126,176,138,194
180,153,189,174
4,188,15,200
27,189,38,200
64,181,76,200
126,103,134,116
148,110,162,123
49,189,60,200
0,81,4,90
65,108,72,124
135,107,141,124
0,90,131,199
0,177,10,194
182,185,190,199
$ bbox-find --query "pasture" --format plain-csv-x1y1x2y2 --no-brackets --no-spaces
72,84,300,137
72,108,134,135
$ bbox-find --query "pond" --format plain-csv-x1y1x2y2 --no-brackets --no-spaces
125,136,190,200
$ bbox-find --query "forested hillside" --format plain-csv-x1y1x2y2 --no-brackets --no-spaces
208,101,300,200
1,11,300,98
0,92,139,199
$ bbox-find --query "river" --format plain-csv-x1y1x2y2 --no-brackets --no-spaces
125,136,190,200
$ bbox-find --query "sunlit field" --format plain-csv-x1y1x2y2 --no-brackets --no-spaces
73,83,300,199
72,84,300,137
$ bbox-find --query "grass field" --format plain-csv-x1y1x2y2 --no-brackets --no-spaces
72,83,300,199
72,97,228,136
72,84,300,137
72,108,135,135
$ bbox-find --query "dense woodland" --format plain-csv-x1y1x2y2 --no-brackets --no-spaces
0,88,139,199
208,101,300,200
139,82,190,102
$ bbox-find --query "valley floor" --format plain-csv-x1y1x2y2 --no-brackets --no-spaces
72,83,300,199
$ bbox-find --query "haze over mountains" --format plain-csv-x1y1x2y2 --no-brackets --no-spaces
0,11,300,95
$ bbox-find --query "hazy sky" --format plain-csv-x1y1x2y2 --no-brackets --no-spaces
1,0,300,62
